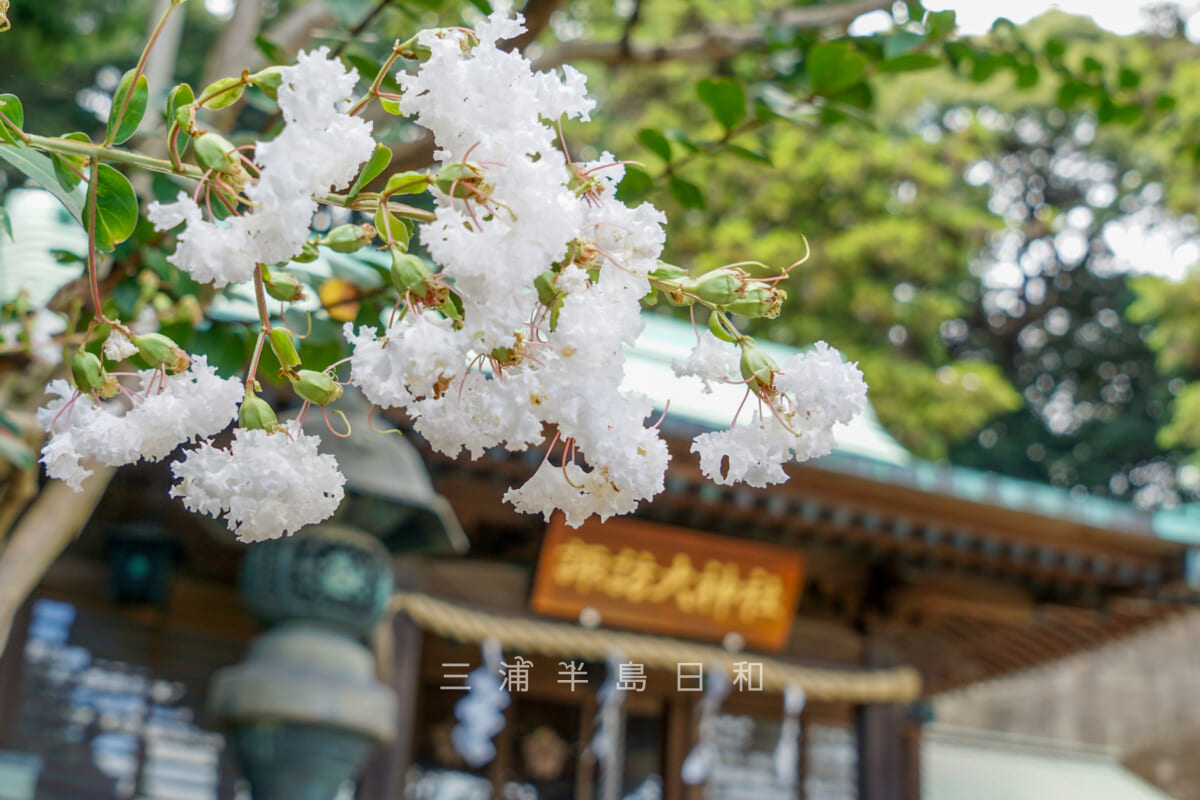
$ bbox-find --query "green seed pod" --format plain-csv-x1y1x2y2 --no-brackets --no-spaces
323,224,374,254
134,333,189,373
649,261,688,281
740,343,778,397
390,250,435,296
238,392,281,432
264,269,305,302
688,267,745,307
193,132,240,175
248,66,285,100
268,328,302,371
726,284,787,319
293,240,320,263
71,350,118,397
290,369,343,406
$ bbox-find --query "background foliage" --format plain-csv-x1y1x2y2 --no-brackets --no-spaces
3,0,1200,511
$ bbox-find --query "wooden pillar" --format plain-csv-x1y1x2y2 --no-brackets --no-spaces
357,613,424,800
0,599,32,748
858,634,921,800
856,702,905,800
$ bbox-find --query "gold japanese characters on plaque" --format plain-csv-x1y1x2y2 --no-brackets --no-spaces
531,516,804,651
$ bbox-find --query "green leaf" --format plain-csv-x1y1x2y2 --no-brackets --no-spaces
380,97,403,116
107,69,149,145
373,205,412,250
199,76,245,110
50,248,84,264
1114,103,1142,125
466,0,492,12
666,129,702,153
1044,38,1065,60
1082,55,1104,75
669,175,705,210
926,9,956,38
1057,79,1092,108
878,53,940,73
50,132,90,192
1118,67,1141,90
254,34,287,64
807,42,869,95
0,208,11,242
637,128,672,163
696,78,746,130
383,170,429,196
1014,63,1039,88
0,144,86,224
884,31,924,60
615,165,653,203
90,164,138,252
726,144,772,165
970,53,998,83
0,94,23,146
348,144,392,200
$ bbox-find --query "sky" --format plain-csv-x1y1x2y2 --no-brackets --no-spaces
925,0,1198,36
849,0,1200,39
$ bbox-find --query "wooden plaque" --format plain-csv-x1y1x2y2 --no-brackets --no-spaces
531,515,804,651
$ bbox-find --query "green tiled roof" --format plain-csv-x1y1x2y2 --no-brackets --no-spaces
923,726,1173,800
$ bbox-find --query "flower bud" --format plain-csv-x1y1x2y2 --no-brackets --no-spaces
740,343,778,397
263,268,305,302
173,295,204,326
248,66,285,100
726,284,787,319
322,224,374,254
134,333,189,373
290,369,342,406
238,391,281,432
71,350,119,398
390,250,436,296
137,269,159,301
268,328,302,372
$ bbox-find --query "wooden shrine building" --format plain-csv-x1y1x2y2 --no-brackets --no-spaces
1,315,1197,800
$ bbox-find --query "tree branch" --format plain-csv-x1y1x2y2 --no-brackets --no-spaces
533,0,892,70
502,0,565,52
0,467,115,657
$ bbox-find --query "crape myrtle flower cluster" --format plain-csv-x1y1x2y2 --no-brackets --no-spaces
36,4,867,542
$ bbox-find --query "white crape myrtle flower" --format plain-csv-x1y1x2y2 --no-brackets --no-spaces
36,356,243,491
343,313,462,409
102,329,138,362
691,343,868,487
147,48,375,288
340,6,868,527
398,4,595,349
673,330,740,393
170,420,345,542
